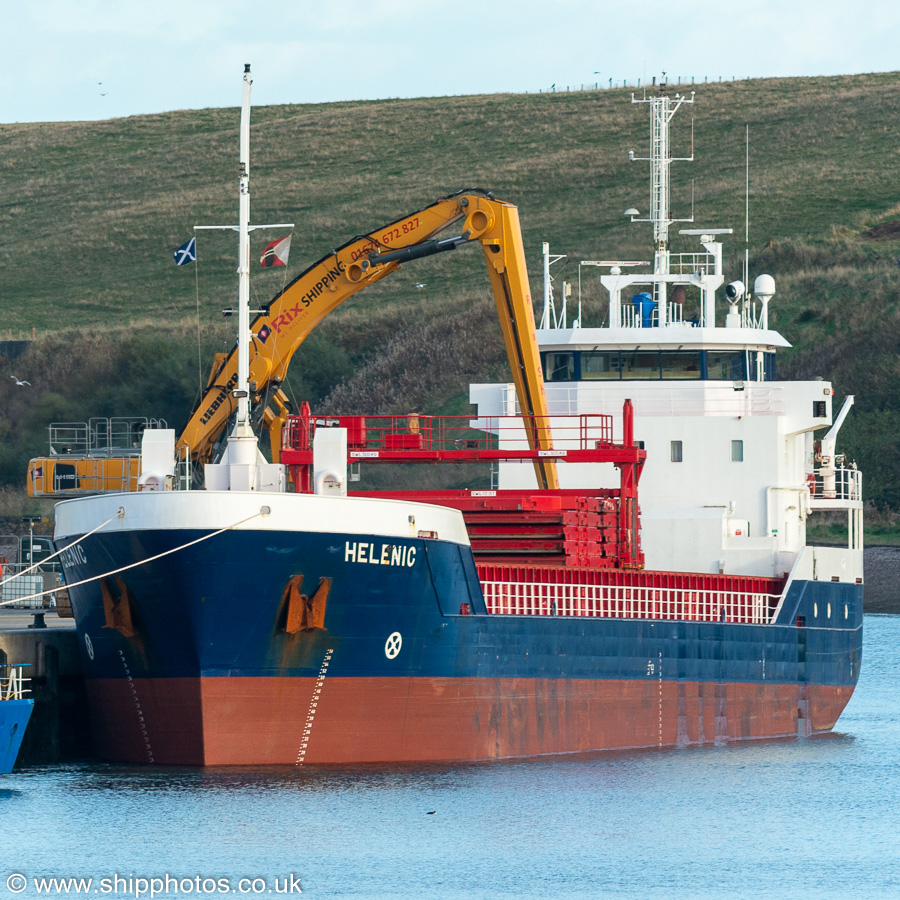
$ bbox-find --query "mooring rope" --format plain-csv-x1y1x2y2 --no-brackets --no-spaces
0,508,265,608
0,509,124,594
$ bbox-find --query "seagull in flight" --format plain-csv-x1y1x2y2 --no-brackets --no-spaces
10,376,30,386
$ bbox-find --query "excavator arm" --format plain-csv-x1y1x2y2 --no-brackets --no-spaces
179,189,559,489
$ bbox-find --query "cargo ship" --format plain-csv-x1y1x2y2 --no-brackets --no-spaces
0,664,33,773
49,72,862,765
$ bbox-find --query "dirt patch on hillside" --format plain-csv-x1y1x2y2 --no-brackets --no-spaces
863,220,900,240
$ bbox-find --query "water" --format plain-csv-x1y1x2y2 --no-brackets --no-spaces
3,616,898,900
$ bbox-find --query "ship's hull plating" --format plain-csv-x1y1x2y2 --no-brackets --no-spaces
56,495,862,766
0,700,34,773
85,676,854,766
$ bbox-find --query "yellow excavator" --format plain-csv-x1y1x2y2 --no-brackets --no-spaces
28,189,558,497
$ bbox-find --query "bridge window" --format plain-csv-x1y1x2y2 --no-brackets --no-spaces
540,349,777,382
748,351,777,381
661,351,702,379
622,351,661,380
580,351,620,380
543,352,575,381
707,351,744,380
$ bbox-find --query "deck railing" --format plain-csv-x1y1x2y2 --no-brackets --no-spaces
0,665,31,701
808,466,862,502
480,578,779,625
285,413,614,454
540,383,785,419
47,417,167,457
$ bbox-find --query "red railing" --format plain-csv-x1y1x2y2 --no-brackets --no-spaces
280,404,645,570
282,412,614,455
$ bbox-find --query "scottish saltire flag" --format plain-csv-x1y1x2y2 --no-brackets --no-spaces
173,237,196,266
260,234,291,268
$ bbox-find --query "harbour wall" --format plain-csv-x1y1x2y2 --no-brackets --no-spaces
0,613,90,765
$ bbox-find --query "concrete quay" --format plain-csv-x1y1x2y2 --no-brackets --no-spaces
0,609,90,765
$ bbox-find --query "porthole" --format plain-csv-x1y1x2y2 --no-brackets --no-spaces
813,602,818,617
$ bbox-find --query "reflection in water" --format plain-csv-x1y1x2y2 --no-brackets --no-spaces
3,617,897,900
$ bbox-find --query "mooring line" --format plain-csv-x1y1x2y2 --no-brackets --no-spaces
0,509,266,607
0,509,124,600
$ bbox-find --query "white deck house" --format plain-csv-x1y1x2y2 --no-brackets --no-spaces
471,89,861,584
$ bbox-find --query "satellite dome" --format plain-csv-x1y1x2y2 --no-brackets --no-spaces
754,274,776,300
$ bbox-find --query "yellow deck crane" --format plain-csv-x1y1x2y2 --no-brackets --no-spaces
28,189,558,496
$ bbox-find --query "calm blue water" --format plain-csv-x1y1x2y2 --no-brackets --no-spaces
2,615,898,900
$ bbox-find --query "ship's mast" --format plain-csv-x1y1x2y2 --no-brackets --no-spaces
223,63,260,472
236,63,252,431
195,64,293,488
629,86,694,325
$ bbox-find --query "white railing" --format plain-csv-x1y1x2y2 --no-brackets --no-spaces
809,466,862,503
0,665,31,701
619,302,685,328
481,580,779,625
668,252,714,275
48,417,167,457
667,301,684,324
542,384,785,419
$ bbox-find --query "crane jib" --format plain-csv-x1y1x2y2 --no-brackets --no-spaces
199,372,240,425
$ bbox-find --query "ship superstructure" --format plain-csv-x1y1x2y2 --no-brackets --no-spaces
474,88,862,593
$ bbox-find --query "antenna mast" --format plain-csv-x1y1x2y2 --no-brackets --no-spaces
745,123,750,323
236,63,252,430
629,82,695,325
193,65,294,487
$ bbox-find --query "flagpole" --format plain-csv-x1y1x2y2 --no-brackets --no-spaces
236,63,252,431
190,65,293,488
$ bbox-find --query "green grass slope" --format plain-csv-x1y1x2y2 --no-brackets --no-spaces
2,72,900,515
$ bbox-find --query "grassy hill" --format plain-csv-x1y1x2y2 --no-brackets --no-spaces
2,72,900,524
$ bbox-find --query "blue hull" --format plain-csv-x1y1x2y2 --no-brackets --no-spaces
0,700,33,774
57,527,862,764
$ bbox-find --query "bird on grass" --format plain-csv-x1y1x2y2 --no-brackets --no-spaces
9,376,30,386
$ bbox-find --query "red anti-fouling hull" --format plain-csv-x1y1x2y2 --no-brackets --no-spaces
85,676,855,766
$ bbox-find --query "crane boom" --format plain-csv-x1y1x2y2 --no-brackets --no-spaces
28,190,559,495
179,189,558,489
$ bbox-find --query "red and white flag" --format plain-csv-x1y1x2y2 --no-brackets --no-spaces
260,234,291,268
